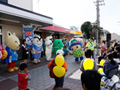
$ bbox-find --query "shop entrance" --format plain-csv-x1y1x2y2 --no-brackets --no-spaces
52,33,60,40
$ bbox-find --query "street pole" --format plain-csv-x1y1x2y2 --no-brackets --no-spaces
94,0,105,55
96,0,100,47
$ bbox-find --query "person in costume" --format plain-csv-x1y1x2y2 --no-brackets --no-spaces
45,36,53,61
32,34,42,64
69,35,83,45
4,31,20,72
1,46,8,61
26,36,33,51
52,39,63,55
69,39,84,61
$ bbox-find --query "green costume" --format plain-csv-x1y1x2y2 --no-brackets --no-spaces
52,39,63,55
69,40,84,61
73,49,83,58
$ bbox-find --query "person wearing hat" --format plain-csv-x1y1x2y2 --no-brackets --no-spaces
69,39,84,61
62,39,67,56
85,38,95,58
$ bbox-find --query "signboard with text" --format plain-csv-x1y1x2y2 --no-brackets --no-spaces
23,25,33,51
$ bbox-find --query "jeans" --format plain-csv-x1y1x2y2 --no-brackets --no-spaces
54,76,64,88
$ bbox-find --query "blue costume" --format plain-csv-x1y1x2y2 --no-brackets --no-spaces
4,46,18,63
32,44,42,59
27,44,32,51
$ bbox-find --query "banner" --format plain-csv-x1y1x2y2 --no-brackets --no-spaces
23,25,33,51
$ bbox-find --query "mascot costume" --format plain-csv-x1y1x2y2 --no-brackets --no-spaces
32,34,42,64
69,35,83,45
0,45,8,60
52,39,63,55
26,36,33,51
45,36,53,61
69,39,84,61
0,45,2,59
4,31,20,72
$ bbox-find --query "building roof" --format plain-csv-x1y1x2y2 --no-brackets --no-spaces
0,1,53,26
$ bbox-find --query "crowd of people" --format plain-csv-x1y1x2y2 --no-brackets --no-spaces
18,37,120,90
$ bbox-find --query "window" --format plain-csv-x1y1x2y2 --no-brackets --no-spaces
0,0,7,3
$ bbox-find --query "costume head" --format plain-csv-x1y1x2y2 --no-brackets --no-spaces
45,36,53,46
69,40,83,58
45,36,52,41
69,38,77,45
74,36,83,42
26,36,33,46
33,34,42,47
52,39,63,55
5,31,20,50
70,36,83,45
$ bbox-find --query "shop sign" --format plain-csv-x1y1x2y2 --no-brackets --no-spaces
41,26,70,33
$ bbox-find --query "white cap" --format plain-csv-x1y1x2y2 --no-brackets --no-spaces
56,49,64,55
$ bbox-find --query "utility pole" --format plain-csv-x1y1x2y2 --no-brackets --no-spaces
94,0,105,55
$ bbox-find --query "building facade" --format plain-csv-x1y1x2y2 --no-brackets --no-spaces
0,0,53,46
0,0,82,59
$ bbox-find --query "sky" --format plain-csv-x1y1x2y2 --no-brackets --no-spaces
33,0,120,34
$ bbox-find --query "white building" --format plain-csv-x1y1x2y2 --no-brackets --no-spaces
111,33,120,41
0,0,82,59
0,0,53,47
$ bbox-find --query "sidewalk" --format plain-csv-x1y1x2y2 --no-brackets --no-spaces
0,55,83,90
47,69,83,90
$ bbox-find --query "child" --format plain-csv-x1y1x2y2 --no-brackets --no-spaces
81,70,101,90
48,50,68,89
18,63,30,90
103,53,119,79
80,49,97,72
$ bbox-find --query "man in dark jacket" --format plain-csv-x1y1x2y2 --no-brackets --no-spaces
103,53,119,79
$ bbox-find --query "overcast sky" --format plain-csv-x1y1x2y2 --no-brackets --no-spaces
33,0,120,34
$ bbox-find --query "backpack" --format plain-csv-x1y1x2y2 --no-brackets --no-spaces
49,60,56,78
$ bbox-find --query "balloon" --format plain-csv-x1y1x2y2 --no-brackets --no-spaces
1,50,8,60
53,66,65,77
98,68,103,74
100,59,105,66
55,55,64,66
83,59,94,70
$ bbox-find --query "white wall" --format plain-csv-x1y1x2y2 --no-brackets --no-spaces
8,0,33,11
32,0,41,13
0,24,23,48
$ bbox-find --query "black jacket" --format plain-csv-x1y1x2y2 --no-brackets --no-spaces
103,60,119,78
